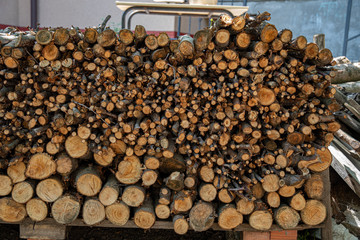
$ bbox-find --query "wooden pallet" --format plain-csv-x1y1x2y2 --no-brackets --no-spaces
0,169,332,240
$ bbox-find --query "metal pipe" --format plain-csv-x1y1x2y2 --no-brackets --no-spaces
342,0,352,56
31,0,38,29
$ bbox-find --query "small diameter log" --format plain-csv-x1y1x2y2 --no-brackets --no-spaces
289,192,306,211
307,148,332,172
0,175,12,196
65,135,89,159
171,190,194,214
55,153,78,177
179,35,194,56
173,215,189,235
157,32,170,47
215,29,230,48
279,29,292,43
159,187,171,205
75,166,102,197
249,210,273,231
218,189,235,203
274,205,300,229
115,155,142,184
7,161,26,184
236,198,255,215
199,183,217,202
35,29,52,45
262,174,280,192
36,177,63,202
83,198,106,225
260,23,278,43
199,165,215,183
194,29,212,51
54,28,70,46
231,15,246,33
155,203,171,219
257,88,276,106
119,29,134,46
105,201,130,226
189,201,215,232
300,199,326,225
266,192,280,208
99,175,120,206
122,185,145,207
304,173,324,200
165,171,184,191
278,185,296,198
26,198,48,222
142,170,158,187
0,197,26,223
144,156,160,170
52,194,80,224
134,198,156,229
218,204,243,230
97,29,116,47
12,180,35,204
25,153,56,180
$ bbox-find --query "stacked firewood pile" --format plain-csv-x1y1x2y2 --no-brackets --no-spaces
0,12,336,233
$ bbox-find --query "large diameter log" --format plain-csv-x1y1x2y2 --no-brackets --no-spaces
52,194,80,224
332,63,360,84
26,198,48,222
7,161,26,184
300,199,326,225
236,198,255,215
75,166,102,197
0,175,12,196
25,153,56,180
179,35,194,56
0,197,26,223
189,201,215,232
12,180,35,204
99,175,120,206
218,204,243,230
122,185,145,207
36,177,63,202
55,153,78,177
173,215,189,235
134,199,156,229
65,135,89,159
308,148,332,172
249,210,273,231
94,147,115,167
274,205,300,229
115,155,142,184
337,81,360,93
304,173,324,199
83,198,106,225
105,201,130,226
199,183,217,202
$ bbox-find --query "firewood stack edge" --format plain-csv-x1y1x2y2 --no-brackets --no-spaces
0,12,337,233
